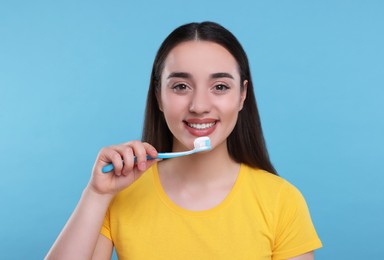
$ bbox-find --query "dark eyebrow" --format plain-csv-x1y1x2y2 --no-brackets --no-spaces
210,72,234,79
167,72,192,79
167,72,234,80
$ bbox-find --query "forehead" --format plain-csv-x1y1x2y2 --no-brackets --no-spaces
163,40,239,77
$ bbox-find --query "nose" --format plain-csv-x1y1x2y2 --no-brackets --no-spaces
189,89,211,114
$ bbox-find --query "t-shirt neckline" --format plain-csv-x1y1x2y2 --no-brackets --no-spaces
152,163,244,217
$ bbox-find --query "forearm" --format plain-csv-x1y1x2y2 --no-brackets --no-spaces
45,187,114,260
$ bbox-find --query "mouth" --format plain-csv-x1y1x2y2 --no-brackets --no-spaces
186,121,217,130
183,119,218,137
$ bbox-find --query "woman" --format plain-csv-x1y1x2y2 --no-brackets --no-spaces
46,21,322,259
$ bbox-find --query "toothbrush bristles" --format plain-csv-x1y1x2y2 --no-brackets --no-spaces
193,136,211,149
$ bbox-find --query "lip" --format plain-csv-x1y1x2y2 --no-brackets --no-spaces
183,118,218,137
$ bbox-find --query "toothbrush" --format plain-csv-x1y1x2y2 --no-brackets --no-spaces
102,136,211,173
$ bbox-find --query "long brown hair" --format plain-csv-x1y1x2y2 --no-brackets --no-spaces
142,21,277,175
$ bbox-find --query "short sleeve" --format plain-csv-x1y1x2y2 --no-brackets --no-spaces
100,206,112,241
272,182,322,260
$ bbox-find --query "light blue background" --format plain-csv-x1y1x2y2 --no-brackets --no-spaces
1,1,383,259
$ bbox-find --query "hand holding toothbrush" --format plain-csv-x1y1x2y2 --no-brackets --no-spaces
88,137,211,196
101,136,211,173
88,141,159,196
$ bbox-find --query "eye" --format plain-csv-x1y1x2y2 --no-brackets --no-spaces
173,83,187,90
213,84,230,93
171,83,190,94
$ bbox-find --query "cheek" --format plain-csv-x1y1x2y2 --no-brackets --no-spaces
223,105,241,123
215,98,242,131
217,95,243,115
160,94,189,123
161,94,187,111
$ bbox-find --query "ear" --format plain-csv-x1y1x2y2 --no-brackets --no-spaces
239,80,248,111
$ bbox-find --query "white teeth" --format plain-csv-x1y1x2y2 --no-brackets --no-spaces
187,122,216,130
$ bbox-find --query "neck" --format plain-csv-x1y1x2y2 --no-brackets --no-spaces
157,140,242,211
158,140,240,185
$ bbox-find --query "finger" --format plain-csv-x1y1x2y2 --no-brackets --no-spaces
99,146,124,176
132,158,159,181
109,149,124,176
129,141,149,171
142,142,158,159
120,146,134,176
113,158,158,191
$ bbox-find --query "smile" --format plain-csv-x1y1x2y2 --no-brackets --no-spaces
186,122,216,130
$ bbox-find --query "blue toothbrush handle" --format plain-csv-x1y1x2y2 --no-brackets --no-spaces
102,164,115,173
101,147,203,173
102,155,153,173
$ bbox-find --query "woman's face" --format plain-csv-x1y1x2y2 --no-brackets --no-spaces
158,40,247,152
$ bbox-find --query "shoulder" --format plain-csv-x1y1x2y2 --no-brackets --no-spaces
240,164,308,212
241,164,299,195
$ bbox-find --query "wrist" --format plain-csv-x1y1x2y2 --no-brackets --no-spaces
83,185,115,204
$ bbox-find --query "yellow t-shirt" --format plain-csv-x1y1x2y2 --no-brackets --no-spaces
101,163,322,259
